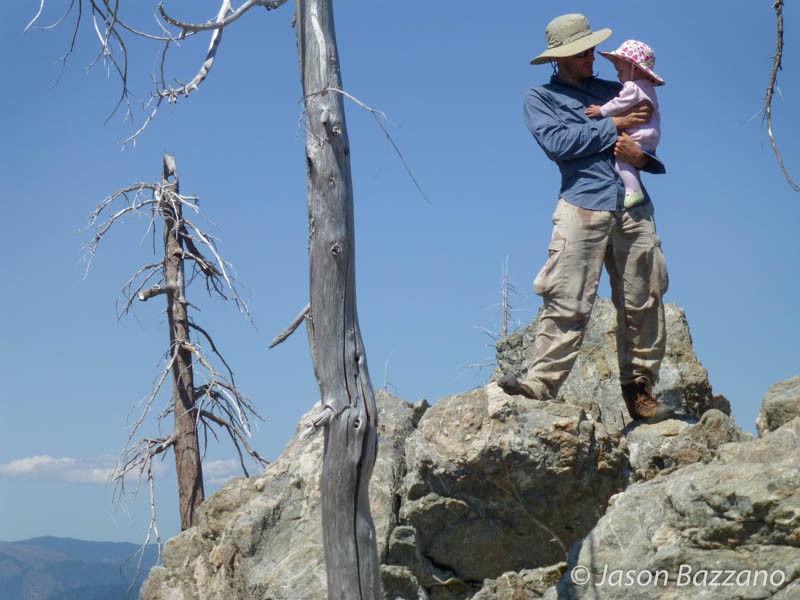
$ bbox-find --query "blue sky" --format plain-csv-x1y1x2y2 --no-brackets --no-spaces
1,1,798,544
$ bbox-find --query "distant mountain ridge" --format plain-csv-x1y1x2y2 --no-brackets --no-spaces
0,536,159,600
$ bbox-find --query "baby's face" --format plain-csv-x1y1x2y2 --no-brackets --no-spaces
611,57,651,84
612,58,633,83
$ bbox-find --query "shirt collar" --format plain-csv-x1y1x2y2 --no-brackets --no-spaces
549,74,614,103
551,74,596,90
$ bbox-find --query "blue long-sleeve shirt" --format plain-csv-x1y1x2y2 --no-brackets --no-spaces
523,75,666,211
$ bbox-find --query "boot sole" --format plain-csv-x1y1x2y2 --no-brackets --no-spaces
637,407,675,424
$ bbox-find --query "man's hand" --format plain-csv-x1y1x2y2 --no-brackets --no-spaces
612,101,652,131
615,133,648,169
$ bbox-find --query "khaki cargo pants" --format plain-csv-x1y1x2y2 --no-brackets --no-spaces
523,199,669,401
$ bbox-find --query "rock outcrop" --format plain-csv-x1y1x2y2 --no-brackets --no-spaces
756,375,800,435
472,564,566,600
494,300,729,432
552,417,800,600
623,408,750,483
392,385,627,598
140,300,799,600
140,394,423,600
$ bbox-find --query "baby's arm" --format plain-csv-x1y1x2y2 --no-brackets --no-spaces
595,81,642,117
585,105,603,118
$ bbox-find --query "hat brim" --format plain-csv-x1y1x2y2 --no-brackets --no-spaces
599,51,666,85
530,28,612,65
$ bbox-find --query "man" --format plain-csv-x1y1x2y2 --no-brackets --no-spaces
497,14,674,422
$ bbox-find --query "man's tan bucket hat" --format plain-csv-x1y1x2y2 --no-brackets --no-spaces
531,14,612,65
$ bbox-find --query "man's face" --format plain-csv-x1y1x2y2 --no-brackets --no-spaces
557,47,595,82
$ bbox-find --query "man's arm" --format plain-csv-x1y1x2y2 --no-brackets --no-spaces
615,133,648,168
616,133,665,174
524,88,618,161
611,101,651,131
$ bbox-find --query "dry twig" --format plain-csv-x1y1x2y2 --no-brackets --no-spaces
269,303,310,348
765,0,800,191
304,86,431,203
27,0,289,144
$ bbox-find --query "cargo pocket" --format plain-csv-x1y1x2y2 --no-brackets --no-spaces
652,235,669,296
533,238,565,297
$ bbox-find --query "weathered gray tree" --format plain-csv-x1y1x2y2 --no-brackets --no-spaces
296,2,381,596
33,1,381,596
85,153,266,534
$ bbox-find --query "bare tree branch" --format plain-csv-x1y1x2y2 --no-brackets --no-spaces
199,409,268,476
460,360,500,375
299,404,334,441
25,0,48,33
122,349,180,457
126,465,163,598
120,262,163,317
138,284,169,302
82,183,158,275
182,218,249,316
765,0,800,191
304,86,431,203
114,436,175,491
156,0,232,105
382,351,398,394
269,303,310,348
29,0,83,91
158,0,287,33
28,0,290,143
113,433,172,583
83,175,250,319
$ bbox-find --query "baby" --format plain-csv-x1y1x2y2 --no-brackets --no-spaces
585,40,664,209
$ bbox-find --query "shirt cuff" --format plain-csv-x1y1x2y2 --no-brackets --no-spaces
641,150,666,174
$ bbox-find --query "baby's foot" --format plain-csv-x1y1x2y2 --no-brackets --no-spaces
624,191,645,209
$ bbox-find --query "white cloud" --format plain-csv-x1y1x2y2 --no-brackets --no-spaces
203,459,242,485
0,455,113,484
62,465,115,484
0,455,248,486
0,455,76,476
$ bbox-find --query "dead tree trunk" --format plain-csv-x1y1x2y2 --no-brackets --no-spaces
160,155,205,530
87,153,264,541
296,1,381,598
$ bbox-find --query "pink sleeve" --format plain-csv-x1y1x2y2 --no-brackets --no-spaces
600,82,644,117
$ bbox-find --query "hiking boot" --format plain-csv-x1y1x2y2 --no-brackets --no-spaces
621,382,675,423
497,374,538,400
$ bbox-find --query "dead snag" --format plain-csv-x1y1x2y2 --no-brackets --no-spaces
296,1,381,598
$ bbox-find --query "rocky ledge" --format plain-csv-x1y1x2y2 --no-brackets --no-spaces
141,299,800,599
